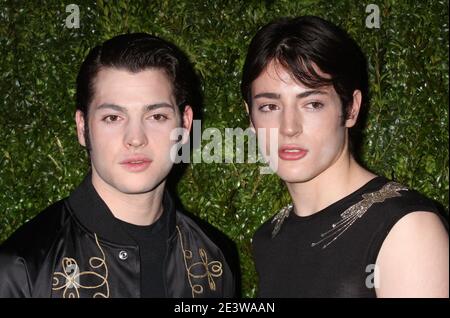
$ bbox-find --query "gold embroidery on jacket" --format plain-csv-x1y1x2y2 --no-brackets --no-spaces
52,233,110,298
311,181,408,249
176,225,223,297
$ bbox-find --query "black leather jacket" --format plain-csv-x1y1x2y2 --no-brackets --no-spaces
0,175,235,298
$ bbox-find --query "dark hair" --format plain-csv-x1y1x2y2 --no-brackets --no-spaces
241,16,369,123
76,33,200,150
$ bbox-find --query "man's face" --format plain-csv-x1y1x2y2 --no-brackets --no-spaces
76,68,192,195
250,61,358,183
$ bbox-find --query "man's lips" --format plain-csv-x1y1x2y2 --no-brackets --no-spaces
119,156,152,172
278,145,308,161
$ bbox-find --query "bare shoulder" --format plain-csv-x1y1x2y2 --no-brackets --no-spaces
376,211,449,297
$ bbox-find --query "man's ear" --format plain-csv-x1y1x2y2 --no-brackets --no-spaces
180,105,193,144
345,90,362,128
75,110,86,147
244,101,256,133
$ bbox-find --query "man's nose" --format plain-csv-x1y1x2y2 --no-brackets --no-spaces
280,107,302,137
124,121,148,148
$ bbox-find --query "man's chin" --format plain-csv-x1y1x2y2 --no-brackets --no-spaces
115,182,162,195
277,171,315,184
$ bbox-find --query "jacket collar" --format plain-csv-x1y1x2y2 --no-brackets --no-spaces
67,172,177,245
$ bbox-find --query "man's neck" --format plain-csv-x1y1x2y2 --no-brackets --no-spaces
286,152,376,217
91,174,165,226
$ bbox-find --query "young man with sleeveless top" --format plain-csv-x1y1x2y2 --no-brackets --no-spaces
241,16,448,297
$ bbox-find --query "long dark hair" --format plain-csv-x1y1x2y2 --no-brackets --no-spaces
241,16,369,123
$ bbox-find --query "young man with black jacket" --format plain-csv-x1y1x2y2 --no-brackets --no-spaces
0,33,235,298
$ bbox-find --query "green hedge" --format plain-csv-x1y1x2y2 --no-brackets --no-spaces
0,0,448,297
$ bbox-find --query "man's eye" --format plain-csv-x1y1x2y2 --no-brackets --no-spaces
306,102,324,110
259,104,279,112
150,114,169,121
102,115,121,123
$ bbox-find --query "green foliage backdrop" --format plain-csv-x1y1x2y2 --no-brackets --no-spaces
0,0,448,297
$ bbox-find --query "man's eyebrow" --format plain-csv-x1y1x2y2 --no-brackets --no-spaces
296,90,328,99
253,92,281,100
144,103,174,112
253,90,327,100
95,103,175,112
96,103,127,112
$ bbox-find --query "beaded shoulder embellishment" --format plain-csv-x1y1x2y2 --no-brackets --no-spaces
271,182,408,247
271,203,293,238
311,181,408,249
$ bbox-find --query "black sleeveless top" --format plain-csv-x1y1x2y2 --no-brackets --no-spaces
252,177,444,298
